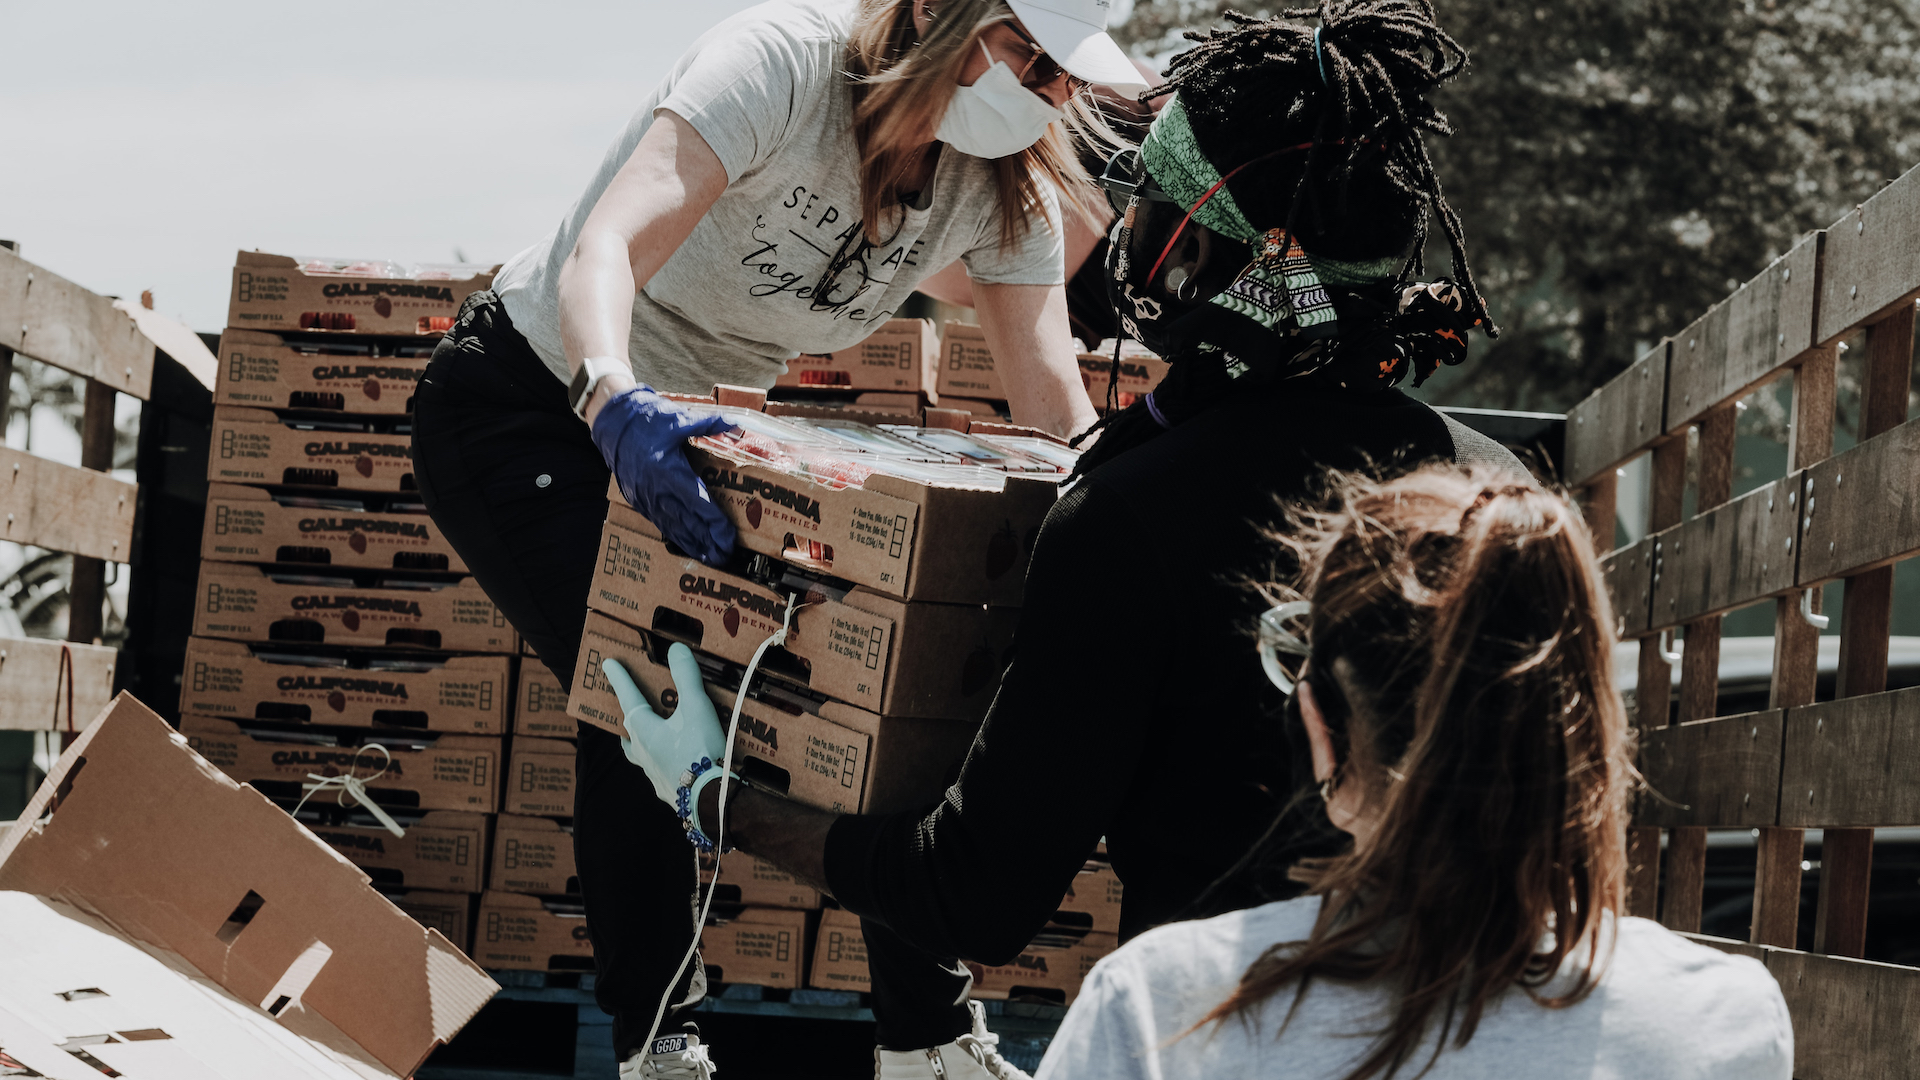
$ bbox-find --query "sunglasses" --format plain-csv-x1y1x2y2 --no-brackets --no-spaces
1098,147,1177,219
1257,600,1313,695
1004,21,1086,92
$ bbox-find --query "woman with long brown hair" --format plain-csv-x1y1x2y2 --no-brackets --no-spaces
1035,467,1792,1079
409,1,1140,1076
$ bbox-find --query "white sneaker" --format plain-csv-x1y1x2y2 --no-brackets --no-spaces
619,1025,717,1080
874,1001,1030,1080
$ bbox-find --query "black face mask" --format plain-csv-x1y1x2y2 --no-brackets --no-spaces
1102,151,1255,359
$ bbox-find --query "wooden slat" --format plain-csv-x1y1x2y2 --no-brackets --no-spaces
1564,342,1669,486
1581,469,1617,551
1667,236,1822,433
1767,948,1920,1080
1646,478,1799,630
1817,160,1920,344
0,248,152,400
0,636,117,731
1752,826,1805,948
1625,825,1661,920
1636,711,1784,828
1813,828,1874,959
1599,537,1654,638
0,447,137,561
1797,421,1920,582
1780,687,1920,827
65,381,118,645
1661,826,1709,932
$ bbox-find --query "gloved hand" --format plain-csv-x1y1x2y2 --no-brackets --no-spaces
602,644,727,808
591,386,738,565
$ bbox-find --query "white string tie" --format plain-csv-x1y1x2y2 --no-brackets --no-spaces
291,743,406,838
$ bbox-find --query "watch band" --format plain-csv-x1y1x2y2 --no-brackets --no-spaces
570,356,630,420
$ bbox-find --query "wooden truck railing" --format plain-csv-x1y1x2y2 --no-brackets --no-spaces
0,243,151,731
1566,165,1920,1076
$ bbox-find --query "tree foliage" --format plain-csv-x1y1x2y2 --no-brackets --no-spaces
1119,0,1920,409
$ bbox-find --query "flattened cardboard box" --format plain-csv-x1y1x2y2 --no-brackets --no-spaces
203,482,467,573
475,891,594,972
386,889,473,954
590,505,1016,720
211,406,416,492
967,932,1118,1005
504,736,576,818
935,321,1002,400
808,906,870,992
572,611,977,813
0,636,115,732
490,815,578,896
701,850,821,910
194,562,515,653
183,636,509,735
0,694,496,1078
180,714,502,814
515,659,575,737
775,318,940,395
229,250,496,336
572,611,984,816
216,328,431,413
680,440,1055,607
309,811,489,893
703,907,808,989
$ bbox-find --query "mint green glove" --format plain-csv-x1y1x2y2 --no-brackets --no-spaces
602,644,727,808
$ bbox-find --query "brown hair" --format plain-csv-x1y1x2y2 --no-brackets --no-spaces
1199,465,1635,1080
843,0,1119,248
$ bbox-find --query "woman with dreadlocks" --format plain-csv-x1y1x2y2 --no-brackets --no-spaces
607,4,1529,1077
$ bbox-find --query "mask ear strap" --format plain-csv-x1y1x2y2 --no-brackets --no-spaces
978,39,996,68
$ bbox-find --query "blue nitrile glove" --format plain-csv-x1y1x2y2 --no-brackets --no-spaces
590,386,738,565
602,644,728,808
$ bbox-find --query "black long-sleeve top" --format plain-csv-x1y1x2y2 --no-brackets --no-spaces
824,386,1522,963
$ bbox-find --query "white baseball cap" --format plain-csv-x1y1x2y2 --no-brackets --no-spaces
1004,0,1151,95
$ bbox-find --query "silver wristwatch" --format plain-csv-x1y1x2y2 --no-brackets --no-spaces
570,356,630,420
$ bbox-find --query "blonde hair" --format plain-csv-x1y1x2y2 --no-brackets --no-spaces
844,0,1126,248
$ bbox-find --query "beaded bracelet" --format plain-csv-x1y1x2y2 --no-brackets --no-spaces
675,757,740,853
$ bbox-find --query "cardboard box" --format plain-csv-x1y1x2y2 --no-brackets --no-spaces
589,505,1016,719
210,406,417,492
967,931,1118,1005
180,714,502,813
193,561,516,653
700,850,822,909
386,888,473,954
681,435,1057,607
215,328,433,413
1075,346,1169,399
515,659,575,737
1055,864,1124,934
808,905,871,992
489,815,579,896
570,612,977,813
764,396,926,428
935,321,1002,400
182,637,510,735
702,907,808,989
228,250,496,337
307,810,489,893
775,318,940,395
203,482,468,573
504,736,576,818
0,694,496,1077
474,891,595,973
933,396,1006,418
0,635,115,732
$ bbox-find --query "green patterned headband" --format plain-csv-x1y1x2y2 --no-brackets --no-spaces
1137,94,1259,243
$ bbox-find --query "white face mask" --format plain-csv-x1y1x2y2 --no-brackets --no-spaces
935,40,1063,159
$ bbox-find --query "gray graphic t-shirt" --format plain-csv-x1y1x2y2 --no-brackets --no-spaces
494,0,1067,394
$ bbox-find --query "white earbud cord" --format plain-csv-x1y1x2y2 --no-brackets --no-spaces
638,592,809,1059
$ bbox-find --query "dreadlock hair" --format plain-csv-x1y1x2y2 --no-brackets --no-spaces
1070,0,1493,479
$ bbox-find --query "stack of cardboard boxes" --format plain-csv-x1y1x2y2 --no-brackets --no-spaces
769,318,944,425
181,251,508,954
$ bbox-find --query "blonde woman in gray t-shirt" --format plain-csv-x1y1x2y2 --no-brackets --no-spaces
408,2,1144,1078
1037,467,1793,1080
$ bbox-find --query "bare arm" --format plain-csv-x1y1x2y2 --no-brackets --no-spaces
973,282,1098,437
913,207,1111,311
558,110,729,425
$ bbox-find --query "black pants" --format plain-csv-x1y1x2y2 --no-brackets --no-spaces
411,292,972,1057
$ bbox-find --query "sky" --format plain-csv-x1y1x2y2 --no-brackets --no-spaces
0,0,773,333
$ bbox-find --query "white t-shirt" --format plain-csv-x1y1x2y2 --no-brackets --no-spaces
493,0,1066,393
1037,897,1792,1080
